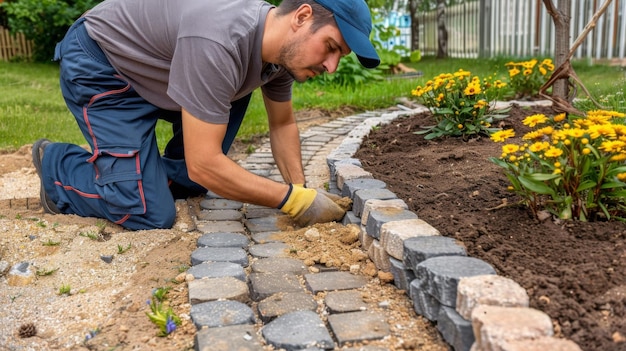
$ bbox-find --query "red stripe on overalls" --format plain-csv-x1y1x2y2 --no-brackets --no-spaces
80,76,145,225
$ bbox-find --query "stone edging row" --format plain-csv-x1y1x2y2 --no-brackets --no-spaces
324,102,583,351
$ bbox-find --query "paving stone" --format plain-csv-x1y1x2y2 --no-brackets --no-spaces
248,242,290,258
471,305,554,351
249,272,303,301
200,198,243,210
380,218,441,260
245,216,283,233
416,256,496,307
244,206,283,219
197,232,249,248
388,257,415,292
251,257,308,274
261,310,334,350
359,225,374,251
324,290,367,313
187,261,247,282
352,188,397,217
197,209,243,221
403,236,467,271
365,208,418,239
342,211,360,225
190,247,248,266
190,300,255,328
188,277,249,304
328,158,362,180
250,231,283,244
437,306,474,351
503,336,583,351
195,324,263,351
334,163,373,190
327,311,390,346
361,198,408,226
456,275,529,320
197,220,246,233
304,271,368,293
367,239,392,272
257,292,318,322
409,279,441,321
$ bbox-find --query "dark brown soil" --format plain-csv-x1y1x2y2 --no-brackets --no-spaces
354,104,626,351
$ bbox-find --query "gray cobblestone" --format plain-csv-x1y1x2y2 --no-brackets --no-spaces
262,310,334,350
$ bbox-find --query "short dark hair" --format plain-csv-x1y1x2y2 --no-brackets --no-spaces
275,0,336,33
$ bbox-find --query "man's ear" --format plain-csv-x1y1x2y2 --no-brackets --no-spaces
291,4,313,30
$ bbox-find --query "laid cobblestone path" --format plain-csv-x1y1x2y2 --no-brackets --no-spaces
187,108,424,351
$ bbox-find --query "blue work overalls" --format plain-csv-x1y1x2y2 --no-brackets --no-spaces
43,18,251,230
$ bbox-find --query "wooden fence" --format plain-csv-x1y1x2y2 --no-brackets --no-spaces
0,26,33,61
387,0,625,63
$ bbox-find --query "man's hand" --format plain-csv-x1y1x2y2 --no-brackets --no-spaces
280,185,346,227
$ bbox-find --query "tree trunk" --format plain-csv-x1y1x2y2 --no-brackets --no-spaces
409,0,420,51
436,0,448,58
552,0,571,99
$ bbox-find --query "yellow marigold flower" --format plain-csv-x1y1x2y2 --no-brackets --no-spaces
581,138,589,144
554,162,561,168
454,69,471,78
509,155,517,161
553,168,562,175
502,144,520,154
586,113,611,125
523,69,533,76
464,82,482,96
541,58,553,66
474,100,488,109
522,114,548,127
457,124,463,129
588,124,616,139
582,148,591,155
494,80,507,88
434,78,445,89
544,147,563,158
553,113,566,122
588,109,626,119
509,68,521,77
538,126,554,135
617,173,626,182
610,153,626,162
529,141,550,152
522,130,543,140
412,87,425,97
539,67,547,75
490,129,515,142
522,59,538,69
437,93,445,102
599,140,626,153
566,128,585,138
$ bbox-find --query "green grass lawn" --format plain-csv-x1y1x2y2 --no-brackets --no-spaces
1,57,624,152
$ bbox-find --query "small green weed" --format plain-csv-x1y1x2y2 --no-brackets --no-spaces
117,243,132,254
36,267,59,276
58,284,71,295
42,239,60,246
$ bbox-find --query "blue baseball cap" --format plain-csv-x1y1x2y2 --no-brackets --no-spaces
314,0,380,68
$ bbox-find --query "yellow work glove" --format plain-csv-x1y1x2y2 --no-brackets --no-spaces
279,184,346,227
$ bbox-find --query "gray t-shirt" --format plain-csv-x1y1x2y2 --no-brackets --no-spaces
84,0,293,123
